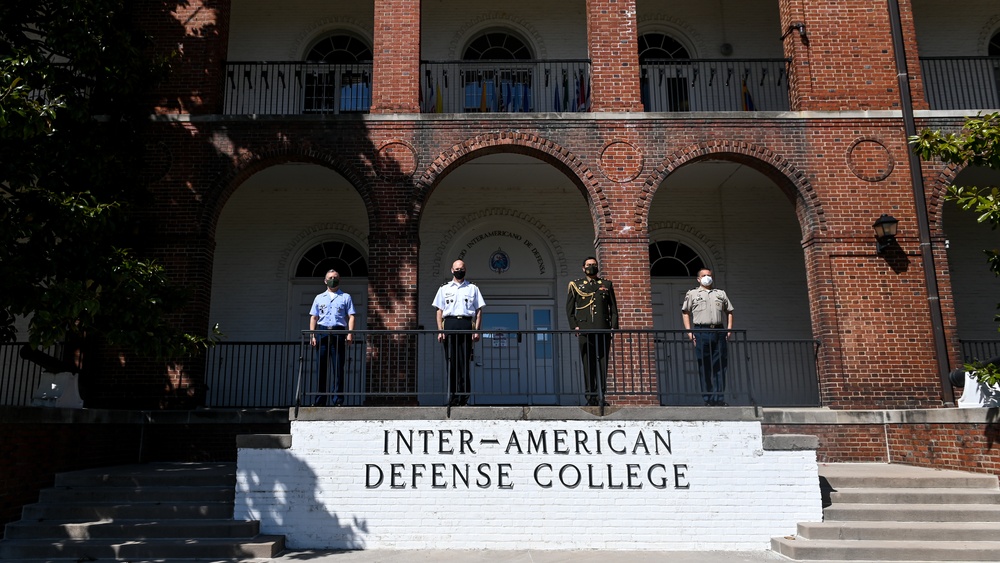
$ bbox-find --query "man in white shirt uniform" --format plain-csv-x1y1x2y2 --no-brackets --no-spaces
432,260,486,406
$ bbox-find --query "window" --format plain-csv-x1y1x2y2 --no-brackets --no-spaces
638,33,691,112
303,34,372,113
296,241,368,278
990,30,1000,56
462,31,534,112
649,240,705,277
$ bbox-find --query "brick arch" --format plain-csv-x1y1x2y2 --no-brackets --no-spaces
201,144,375,240
414,133,612,235
927,161,964,232
636,141,826,239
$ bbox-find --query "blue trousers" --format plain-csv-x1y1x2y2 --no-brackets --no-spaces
316,329,346,405
694,330,727,404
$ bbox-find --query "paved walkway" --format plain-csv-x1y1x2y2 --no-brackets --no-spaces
271,549,790,562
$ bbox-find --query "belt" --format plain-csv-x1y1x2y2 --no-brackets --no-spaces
318,325,346,330
693,324,723,328
444,316,472,320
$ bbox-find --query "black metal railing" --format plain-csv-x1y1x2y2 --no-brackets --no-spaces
223,61,373,115
202,330,821,409
959,339,1000,364
0,343,64,406
920,57,1000,110
420,60,592,113
640,59,791,112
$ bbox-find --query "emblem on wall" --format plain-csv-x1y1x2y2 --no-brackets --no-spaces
489,247,510,274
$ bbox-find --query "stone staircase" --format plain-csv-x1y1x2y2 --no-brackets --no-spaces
771,462,1000,561
0,462,284,562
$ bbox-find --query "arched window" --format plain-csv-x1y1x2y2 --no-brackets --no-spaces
649,240,705,277
990,30,1000,56
463,32,532,60
638,33,691,112
461,31,538,113
303,34,372,113
296,241,368,278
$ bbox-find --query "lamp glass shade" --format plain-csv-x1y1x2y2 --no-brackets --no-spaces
873,214,898,239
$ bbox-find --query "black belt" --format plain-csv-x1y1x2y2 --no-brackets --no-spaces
318,325,346,330
444,316,472,320
694,324,723,328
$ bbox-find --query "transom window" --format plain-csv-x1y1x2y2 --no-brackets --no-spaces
649,240,705,277
990,31,1000,56
307,35,372,63
638,33,691,61
463,32,532,60
296,241,368,278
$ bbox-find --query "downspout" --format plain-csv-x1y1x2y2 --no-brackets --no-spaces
886,0,954,403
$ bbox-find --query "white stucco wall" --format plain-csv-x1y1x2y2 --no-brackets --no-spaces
912,1,1000,55
236,416,821,550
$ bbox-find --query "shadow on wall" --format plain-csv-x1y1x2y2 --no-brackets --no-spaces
237,449,366,549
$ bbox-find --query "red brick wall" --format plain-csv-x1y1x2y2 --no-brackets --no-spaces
766,422,1000,477
371,0,420,114
586,0,642,112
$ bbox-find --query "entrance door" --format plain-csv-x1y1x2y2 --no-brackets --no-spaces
652,280,701,405
473,304,556,405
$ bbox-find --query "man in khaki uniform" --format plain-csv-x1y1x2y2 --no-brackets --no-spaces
681,268,734,406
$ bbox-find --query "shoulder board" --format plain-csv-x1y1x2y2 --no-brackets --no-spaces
440,281,450,286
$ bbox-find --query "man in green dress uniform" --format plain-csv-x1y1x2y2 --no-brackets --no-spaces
566,257,619,406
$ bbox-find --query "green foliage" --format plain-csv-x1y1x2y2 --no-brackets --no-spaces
911,112,1000,384
0,1,214,358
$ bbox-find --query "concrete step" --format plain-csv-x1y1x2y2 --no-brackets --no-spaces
823,503,1000,522
829,487,1000,505
3,518,259,540
20,500,235,520
796,521,1000,541
819,464,1000,491
0,535,285,560
771,537,1000,561
38,484,235,503
54,462,236,488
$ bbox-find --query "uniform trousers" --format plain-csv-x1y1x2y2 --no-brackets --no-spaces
316,326,346,406
693,328,727,404
442,316,474,405
578,331,612,404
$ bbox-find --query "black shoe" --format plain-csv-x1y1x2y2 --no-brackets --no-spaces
587,398,599,406
717,400,729,406
332,398,344,407
313,398,328,407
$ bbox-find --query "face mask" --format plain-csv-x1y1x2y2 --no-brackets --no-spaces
453,269,466,280
326,278,340,289
585,265,599,276
699,275,713,287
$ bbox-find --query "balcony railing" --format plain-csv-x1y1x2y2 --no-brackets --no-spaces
0,343,64,406
640,59,791,112
920,57,1000,110
959,339,1000,363
223,61,373,115
201,330,820,409
420,60,592,113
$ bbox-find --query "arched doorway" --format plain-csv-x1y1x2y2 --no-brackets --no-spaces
419,152,590,405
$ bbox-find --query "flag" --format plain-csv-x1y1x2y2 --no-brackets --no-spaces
435,78,443,113
571,73,579,112
741,79,756,111
562,71,569,112
553,80,561,112
577,70,587,111
480,78,488,112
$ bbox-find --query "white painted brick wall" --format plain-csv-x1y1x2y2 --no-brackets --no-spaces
236,418,822,550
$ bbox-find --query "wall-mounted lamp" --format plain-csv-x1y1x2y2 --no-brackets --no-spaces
780,22,808,43
873,214,899,254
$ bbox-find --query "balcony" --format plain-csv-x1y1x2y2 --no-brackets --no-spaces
640,59,791,112
200,329,821,408
224,61,373,115
420,60,592,113
920,57,1000,110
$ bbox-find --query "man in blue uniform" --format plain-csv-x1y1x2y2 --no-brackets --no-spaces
433,260,486,406
309,270,356,406
681,268,734,406
566,257,619,406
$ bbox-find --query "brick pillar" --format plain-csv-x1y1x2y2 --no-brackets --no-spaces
366,178,420,404
779,0,925,111
595,232,657,406
370,0,421,114
133,0,232,114
586,0,642,112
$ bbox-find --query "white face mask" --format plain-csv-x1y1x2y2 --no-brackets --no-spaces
699,275,713,287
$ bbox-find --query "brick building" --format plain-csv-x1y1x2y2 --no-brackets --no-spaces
9,0,1000,409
